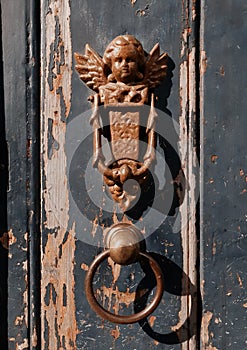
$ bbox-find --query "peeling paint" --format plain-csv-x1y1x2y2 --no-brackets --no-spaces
135,4,150,17
16,338,29,350
201,50,207,75
81,263,89,271
237,273,243,288
219,66,225,77
149,315,156,327
178,10,198,350
1,228,18,249
0,231,9,249
201,311,218,350
41,226,77,349
212,241,217,255
111,326,120,340
239,169,244,177
15,316,25,326
130,0,137,6
97,286,137,315
13,253,29,334
211,155,218,163
41,0,72,230
41,0,77,349
32,326,38,348
201,311,213,345
108,257,121,284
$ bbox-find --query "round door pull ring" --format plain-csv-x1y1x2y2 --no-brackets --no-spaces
85,249,164,324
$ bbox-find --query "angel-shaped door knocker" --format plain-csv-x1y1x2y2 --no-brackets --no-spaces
75,36,170,324
75,35,168,212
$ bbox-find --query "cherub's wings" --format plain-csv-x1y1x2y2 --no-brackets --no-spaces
143,43,168,90
74,44,107,92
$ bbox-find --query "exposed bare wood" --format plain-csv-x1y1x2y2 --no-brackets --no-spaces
41,1,77,349
178,3,198,349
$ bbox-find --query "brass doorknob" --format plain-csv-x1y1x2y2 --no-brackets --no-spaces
85,224,164,324
104,223,143,265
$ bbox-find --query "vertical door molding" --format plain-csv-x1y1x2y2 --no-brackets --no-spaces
200,0,247,348
178,1,200,349
40,1,77,349
1,0,41,349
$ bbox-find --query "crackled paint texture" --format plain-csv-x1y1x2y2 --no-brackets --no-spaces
41,0,77,349
178,2,198,349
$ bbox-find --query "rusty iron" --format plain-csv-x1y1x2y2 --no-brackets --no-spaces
84,249,164,324
75,35,168,324
75,35,168,212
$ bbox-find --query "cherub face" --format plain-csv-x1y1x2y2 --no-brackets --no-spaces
111,46,140,84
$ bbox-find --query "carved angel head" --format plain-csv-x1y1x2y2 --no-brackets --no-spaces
103,35,145,84
75,35,168,92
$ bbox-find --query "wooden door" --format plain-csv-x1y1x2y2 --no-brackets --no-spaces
1,1,246,349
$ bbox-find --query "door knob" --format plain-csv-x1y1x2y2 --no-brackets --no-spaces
75,35,169,324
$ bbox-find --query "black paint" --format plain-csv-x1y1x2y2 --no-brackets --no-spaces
201,1,247,348
0,3,8,349
2,0,246,348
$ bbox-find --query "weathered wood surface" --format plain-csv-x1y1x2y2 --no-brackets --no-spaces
7,0,247,349
3,0,247,349
200,1,247,349
41,0,199,349
1,0,40,349
41,1,77,349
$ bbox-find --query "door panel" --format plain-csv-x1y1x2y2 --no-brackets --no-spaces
1,1,40,349
41,0,198,349
200,1,247,348
3,0,246,349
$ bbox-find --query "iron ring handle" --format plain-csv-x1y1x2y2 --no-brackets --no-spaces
85,249,164,324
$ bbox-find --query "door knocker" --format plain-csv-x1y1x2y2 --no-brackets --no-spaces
75,35,169,324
